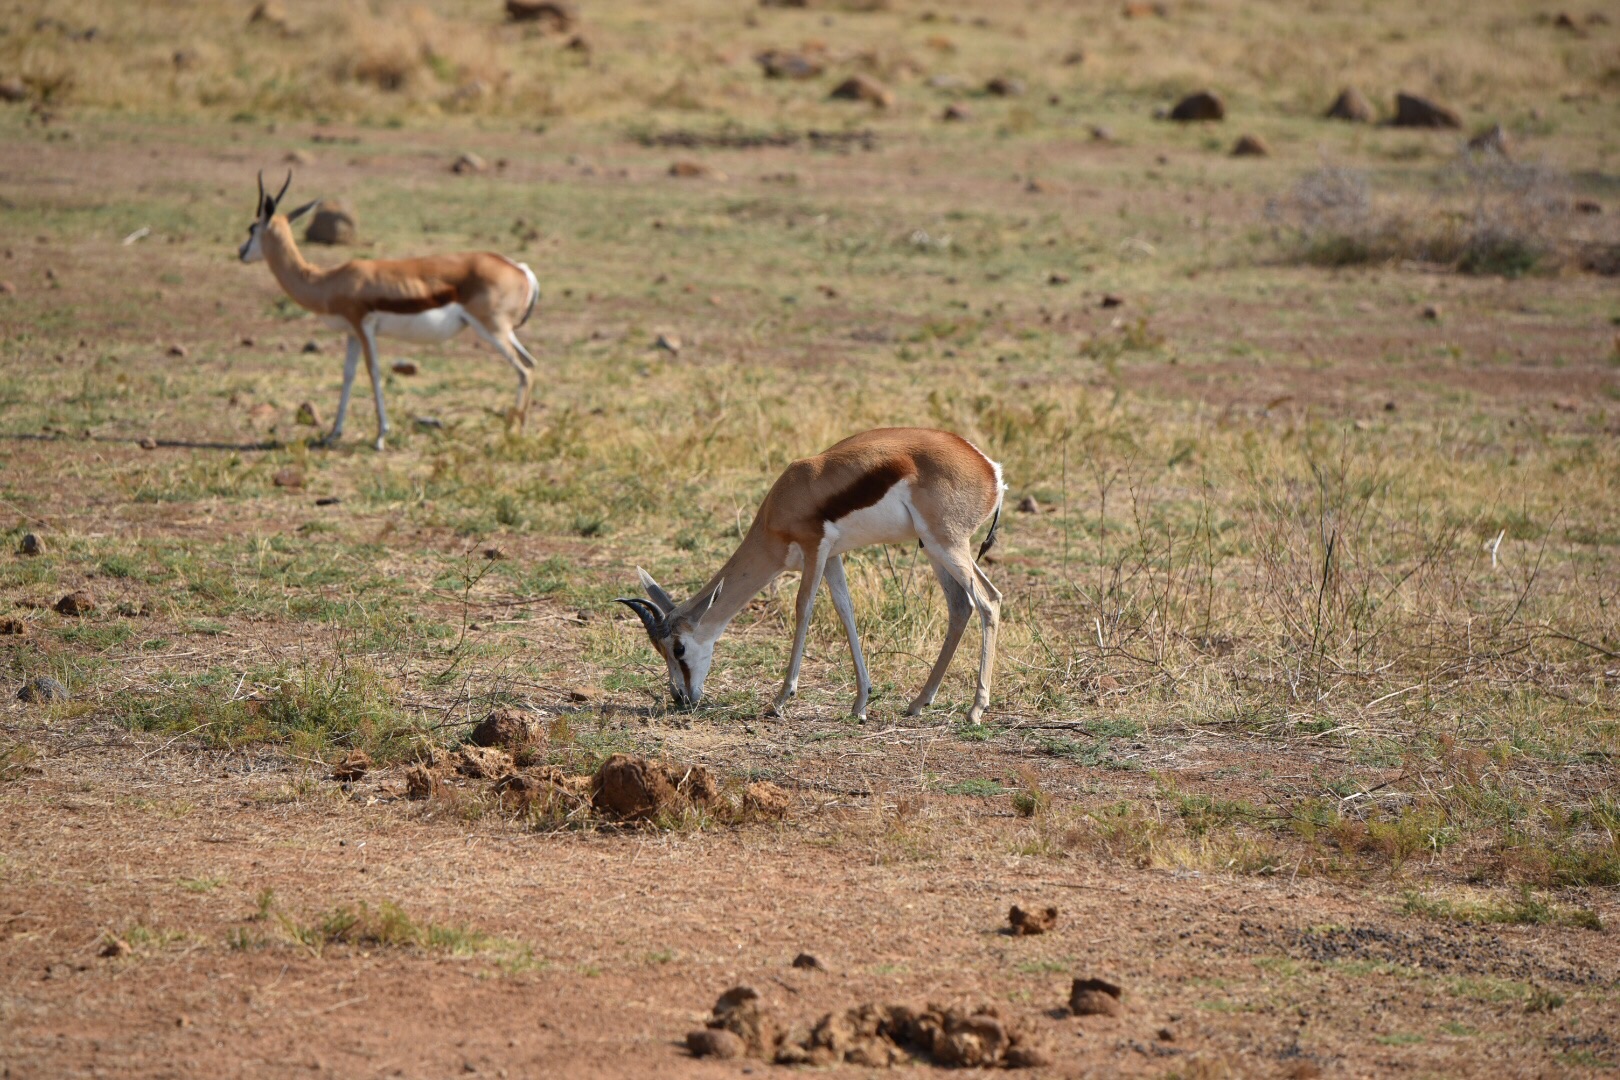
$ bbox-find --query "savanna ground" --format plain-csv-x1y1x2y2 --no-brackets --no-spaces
2,0,1619,1076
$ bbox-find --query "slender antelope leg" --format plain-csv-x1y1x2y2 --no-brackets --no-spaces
907,554,975,715
822,555,871,721
508,333,540,431
325,335,361,445
965,557,1002,724
770,540,828,716
358,324,389,451
466,319,533,433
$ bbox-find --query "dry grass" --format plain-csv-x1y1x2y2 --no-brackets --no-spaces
3,0,1618,125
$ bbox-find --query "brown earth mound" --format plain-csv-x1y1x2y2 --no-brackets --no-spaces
468,708,537,750
1393,92,1461,128
592,754,720,821
688,987,1052,1068
1169,90,1224,121
1007,905,1058,936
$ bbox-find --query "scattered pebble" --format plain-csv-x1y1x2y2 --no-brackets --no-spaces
17,676,68,703
452,151,488,175
272,467,304,489
1169,90,1224,122
55,592,94,617
1017,495,1040,514
138,436,158,450
1100,293,1125,308
1422,304,1441,321
19,532,43,556
314,496,342,506
301,340,321,354
792,953,826,971
167,344,188,358
391,360,418,376
655,333,683,354
1069,976,1124,1017
1008,905,1059,936
1231,133,1270,157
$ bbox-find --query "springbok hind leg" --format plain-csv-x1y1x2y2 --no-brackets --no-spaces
907,554,975,716
468,319,533,433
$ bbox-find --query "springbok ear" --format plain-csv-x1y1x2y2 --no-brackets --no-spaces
701,579,724,615
637,566,676,614
284,199,320,225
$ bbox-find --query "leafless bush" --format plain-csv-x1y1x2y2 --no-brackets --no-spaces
1271,155,1573,276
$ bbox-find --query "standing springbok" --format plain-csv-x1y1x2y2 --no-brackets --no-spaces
618,428,1006,723
237,172,541,450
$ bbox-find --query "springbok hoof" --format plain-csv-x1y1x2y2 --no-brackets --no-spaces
373,436,386,451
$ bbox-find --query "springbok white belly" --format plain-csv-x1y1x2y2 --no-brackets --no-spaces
371,304,470,344
824,480,920,555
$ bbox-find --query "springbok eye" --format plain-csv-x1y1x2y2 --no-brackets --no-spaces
672,640,686,659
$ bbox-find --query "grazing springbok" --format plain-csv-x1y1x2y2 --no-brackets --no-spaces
237,172,541,450
618,427,1006,723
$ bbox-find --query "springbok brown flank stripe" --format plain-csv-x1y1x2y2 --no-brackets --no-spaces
372,288,459,315
816,456,916,523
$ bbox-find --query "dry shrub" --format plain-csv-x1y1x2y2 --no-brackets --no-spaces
1271,157,1574,276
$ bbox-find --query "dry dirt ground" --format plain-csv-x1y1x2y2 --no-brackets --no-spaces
3,26,1620,1078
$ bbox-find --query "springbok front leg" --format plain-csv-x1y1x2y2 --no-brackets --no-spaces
770,541,829,717
324,335,362,446
358,323,390,451
822,555,872,721
907,554,976,716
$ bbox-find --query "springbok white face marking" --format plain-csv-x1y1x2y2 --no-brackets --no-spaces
619,429,1007,723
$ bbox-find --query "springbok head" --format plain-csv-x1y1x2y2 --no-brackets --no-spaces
616,567,723,709
238,170,318,263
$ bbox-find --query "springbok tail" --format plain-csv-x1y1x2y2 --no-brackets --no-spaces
976,485,1005,563
516,263,540,328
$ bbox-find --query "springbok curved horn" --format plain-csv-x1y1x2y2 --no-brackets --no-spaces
274,170,292,208
614,597,664,637
256,170,265,208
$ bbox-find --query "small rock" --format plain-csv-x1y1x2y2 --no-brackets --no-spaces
829,75,894,109
404,764,438,800
100,937,133,959
284,148,316,166
1422,304,1441,321
272,467,304,489
1384,400,1397,412
668,160,725,180
138,436,158,450
1393,92,1461,129
1063,49,1087,66
0,281,16,296
295,401,322,427
1017,495,1040,514
469,709,534,749
451,152,488,175
1324,87,1374,122
247,0,290,31
1552,397,1578,413
1100,293,1125,308
1121,1,1168,16
1573,199,1602,215
1169,90,1224,121
942,102,971,122
1089,124,1114,142
0,77,28,103
240,336,255,347
791,952,826,971
755,50,824,80
301,340,322,354
0,618,25,635
305,201,357,245
17,676,67,703
985,76,1025,97
686,1029,745,1059
1008,904,1059,936
1157,1026,1176,1041
1047,271,1070,285
505,0,576,30
1070,977,1124,1016
482,547,505,561
1025,177,1050,194
315,496,342,506
1466,123,1510,156
330,750,370,782
55,592,94,617
167,344,188,358
19,533,43,556
391,360,418,376
654,333,682,354
1231,133,1270,156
